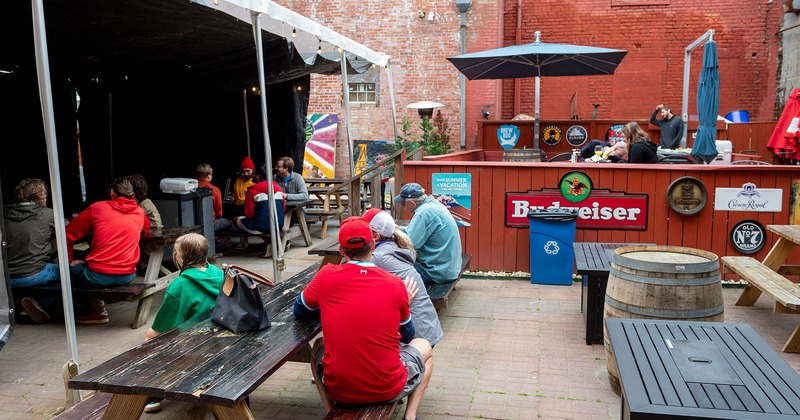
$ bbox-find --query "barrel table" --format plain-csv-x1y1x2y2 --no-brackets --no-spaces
603,245,724,394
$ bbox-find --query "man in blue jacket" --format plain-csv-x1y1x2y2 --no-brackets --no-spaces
394,183,462,284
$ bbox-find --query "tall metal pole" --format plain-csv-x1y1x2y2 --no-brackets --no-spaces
251,11,283,282
682,29,715,149
31,0,81,401
456,0,471,150
340,48,355,177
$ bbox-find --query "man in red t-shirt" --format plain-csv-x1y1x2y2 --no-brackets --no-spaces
294,217,433,418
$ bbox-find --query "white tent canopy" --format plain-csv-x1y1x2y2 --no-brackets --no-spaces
195,0,390,67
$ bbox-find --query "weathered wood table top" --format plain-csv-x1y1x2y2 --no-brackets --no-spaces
69,262,321,418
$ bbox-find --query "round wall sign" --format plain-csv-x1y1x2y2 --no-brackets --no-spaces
559,171,592,203
666,176,707,216
606,124,625,144
565,125,588,146
730,220,766,254
542,126,562,146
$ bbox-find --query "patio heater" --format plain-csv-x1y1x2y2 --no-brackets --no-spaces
456,0,472,150
406,101,445,119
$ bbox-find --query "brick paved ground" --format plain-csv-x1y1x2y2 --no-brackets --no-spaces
1,221,799,419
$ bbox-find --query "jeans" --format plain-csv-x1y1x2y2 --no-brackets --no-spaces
9,263,60,287
10,263,61,309
214,217,232,232
70,263,136,288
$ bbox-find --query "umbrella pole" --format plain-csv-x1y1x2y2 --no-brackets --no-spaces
31,0,81,401
534,76,540,149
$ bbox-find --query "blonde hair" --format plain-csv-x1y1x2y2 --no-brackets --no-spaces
391,228,416,259
622,122,650,154
173,233,208,271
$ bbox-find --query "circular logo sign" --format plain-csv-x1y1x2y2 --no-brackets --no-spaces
565,125,588,146
605,124,625,144
666,176,707,216
559,171,592,203
730,220,766,254
542,126,562,146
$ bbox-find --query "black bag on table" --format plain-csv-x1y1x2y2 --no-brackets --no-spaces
212,264,274,333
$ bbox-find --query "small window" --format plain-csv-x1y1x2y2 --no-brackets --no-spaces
348,83,376,104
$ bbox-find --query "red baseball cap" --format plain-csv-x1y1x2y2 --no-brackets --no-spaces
362,208,383,224
338,217,373,249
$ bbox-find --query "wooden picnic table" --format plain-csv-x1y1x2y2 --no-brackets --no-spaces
723,224,800,352
573,242,654,345
68,262,321,419
607,318,800,419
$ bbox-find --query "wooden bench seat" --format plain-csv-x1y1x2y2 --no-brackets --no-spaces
52,392,112,420
324,401,399,420
425,253,472,309
723,256,800,352
15,277,166,328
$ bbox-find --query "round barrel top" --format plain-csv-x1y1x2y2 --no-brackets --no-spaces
613,245,719,274
623,251,712,264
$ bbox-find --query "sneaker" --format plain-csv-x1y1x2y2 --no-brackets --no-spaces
76,310,109,324
144,401,162,413
21,297,50,324
235,239,249,250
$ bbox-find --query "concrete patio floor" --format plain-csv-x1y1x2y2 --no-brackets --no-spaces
1,221,799,419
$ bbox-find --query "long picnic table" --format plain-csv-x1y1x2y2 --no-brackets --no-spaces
67,262,321,419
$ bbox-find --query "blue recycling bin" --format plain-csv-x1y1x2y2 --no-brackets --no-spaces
528,209,578,285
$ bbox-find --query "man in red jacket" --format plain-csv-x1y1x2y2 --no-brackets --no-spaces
66,177,150,324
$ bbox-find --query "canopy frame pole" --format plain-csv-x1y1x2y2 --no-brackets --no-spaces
681,29,715,148
386,64,399,144
340,48,355,177
243,88,251,157
459,9,468,150
251,11,283,282
31,0,81,401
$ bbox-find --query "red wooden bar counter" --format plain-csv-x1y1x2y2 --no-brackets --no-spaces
401,155,800,275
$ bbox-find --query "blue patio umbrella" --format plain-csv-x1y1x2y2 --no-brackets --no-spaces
691,41,720,164
447,31,627,149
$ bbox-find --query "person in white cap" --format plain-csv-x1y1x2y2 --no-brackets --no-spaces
363,208,444,347
393,183,462,284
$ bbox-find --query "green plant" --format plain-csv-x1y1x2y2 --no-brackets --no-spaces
393,111,453,157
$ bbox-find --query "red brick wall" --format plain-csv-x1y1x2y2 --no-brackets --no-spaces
277,0,783,174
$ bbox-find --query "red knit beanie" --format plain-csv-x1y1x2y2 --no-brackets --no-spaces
241,156,255,169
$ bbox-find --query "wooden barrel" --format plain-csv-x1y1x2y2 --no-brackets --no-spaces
502,148,543,162
603,245,723,394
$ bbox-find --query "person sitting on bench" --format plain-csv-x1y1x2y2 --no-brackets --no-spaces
363,208,443,347
66,177,150,324
5,178,60,324
394,183,462,285
142,232,224,413
232,164,285,250
293,217,433,419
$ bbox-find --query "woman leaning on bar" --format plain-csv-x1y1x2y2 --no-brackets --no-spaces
622,121,659,164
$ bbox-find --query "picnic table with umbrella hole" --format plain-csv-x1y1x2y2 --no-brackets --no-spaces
447,30,627,149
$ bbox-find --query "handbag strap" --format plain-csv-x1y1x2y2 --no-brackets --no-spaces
224,264,275,287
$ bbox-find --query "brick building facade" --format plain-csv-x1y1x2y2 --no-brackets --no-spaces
278,0,785,175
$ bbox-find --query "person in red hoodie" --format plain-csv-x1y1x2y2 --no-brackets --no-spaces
66,177,150,324
232,164,285,250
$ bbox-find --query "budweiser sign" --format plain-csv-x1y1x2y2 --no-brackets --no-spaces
506,189,648,230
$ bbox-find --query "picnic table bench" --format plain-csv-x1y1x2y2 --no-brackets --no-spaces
15,226,200,329
65,262,322,419
723,224,800,352
308,236,471,309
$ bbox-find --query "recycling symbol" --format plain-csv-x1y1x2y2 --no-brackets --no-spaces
544,241,560,255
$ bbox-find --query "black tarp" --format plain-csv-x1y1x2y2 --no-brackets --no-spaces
1,0,363,215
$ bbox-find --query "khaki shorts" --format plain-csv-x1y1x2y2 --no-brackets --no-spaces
314,342,425,404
